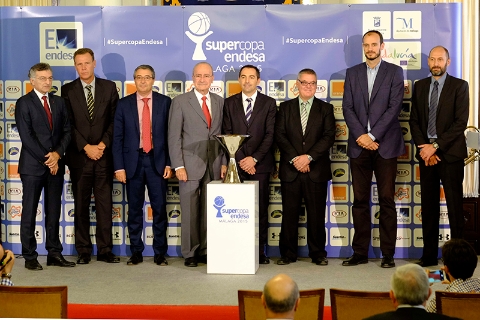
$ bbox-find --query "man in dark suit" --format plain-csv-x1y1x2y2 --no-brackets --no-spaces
364,264,460,320
409,46,469,267
222,65,276,264
275,68,335,266
168,62,226,267
113,65,172,266
342,30,405,268
16,63,75,270
62,48,120,264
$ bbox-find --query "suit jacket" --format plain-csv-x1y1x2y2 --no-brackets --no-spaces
342,60,405,159
409,73,469,163
15,91,70,176
364,307,460,320
275,97,335,183
61,77,119,168
113,91,171,179
168,90,225,180
222,92,276,174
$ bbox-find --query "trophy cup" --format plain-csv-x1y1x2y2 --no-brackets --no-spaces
215,134,250,183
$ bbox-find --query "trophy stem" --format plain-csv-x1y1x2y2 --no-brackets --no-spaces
224,158,242,183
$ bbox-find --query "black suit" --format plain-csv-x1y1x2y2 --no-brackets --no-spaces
61,78,119,255
364,307,460,320
15,90,70,261
409,73,469,261
223,92,276,256
275,97,335,260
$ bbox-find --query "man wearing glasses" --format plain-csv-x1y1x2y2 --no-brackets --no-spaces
15,63,74,270
168,62,226,267
275,68,335,266
113,65,172,266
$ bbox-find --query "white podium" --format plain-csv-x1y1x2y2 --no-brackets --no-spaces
207,180,259,274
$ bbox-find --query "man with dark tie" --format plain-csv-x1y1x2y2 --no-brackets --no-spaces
113,65,172,266
342,30,404,268
409,46,469,267
222,65,276,264
168,62,226,267
275,68,335,266
15,63,74,270
62,48,120,264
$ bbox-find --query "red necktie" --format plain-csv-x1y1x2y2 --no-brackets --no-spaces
141,98,152,153
42,96,53,130
201,96,211,129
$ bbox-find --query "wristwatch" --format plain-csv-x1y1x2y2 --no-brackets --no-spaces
1,273,12,279
432,142,439,150
252,158,258,163
307,155,314,162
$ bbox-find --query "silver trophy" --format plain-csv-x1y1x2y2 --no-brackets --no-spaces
215,134,250,183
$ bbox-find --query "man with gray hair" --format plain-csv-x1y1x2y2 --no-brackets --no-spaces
261,274,300,319
364,264,459,319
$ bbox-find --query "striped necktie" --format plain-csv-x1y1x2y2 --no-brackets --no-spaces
427,81,439,137
86,85,94,120
300,102,308,135
245,98,252,124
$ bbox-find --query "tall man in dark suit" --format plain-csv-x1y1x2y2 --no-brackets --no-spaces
342,30,405,268
62,48,120,264
364,264,460,320
168,62,226,267
275,68,335,266
113,65,172,266
222,65,276,264
16,63,75,270
409,46,469,267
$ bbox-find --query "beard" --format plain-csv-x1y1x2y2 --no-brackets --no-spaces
365,50,381,61
430,65,447,77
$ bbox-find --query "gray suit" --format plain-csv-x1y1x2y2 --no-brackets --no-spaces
168,89,225,258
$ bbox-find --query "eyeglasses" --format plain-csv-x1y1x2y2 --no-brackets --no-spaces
193,74,212,79
297,79,317,87
36,76,53,82
135,75,153,81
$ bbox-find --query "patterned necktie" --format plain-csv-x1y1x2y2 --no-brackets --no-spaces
427,81,439,137
201,96,211,129
245,98,253,124
85,85,94,120
42,96,53,130
142,98,152,153
300,102,308,135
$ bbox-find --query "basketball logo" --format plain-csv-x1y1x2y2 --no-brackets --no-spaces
188,12,211,35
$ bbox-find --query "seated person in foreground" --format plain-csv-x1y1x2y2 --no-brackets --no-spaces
364,264,459,320
0,242,15,286
426,238,480,313
261,273,300,320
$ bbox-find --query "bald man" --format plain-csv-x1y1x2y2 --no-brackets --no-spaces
261,274,300,319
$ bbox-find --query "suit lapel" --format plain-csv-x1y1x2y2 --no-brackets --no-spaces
304,98,319,137
48,95,57,132
249,93,263,126
290,98,303,137
357,64,369,108
188,90,208,126
73,79,90,121
30,91,52,132
422,79,430,123
130,94,140,137
370,61,388,102
436,74,451,117
234,94,248,127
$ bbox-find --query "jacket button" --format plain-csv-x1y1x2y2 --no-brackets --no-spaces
303,142,305,145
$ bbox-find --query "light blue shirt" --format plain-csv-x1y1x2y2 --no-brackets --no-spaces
366,60,382,141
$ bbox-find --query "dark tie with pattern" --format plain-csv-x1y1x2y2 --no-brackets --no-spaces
42,96,53,130
245,98,252,124
86,85,94,120
300,102,308,135
427,81,439,137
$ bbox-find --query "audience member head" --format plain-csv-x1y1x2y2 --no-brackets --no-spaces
390,264,431,307
442,238,478,281
261,273,300,319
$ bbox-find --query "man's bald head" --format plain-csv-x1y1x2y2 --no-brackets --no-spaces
262,274,300,314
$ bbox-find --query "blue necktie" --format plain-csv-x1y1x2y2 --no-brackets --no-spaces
427,81,439,137
245,98,252,124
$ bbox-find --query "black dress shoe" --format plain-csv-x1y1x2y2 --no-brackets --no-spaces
25,259,43,271
154,254,168,266
184,257,197,267
127,252,143,265
416,258,438,267
381,255,395,268
47,255,76,267
259,255,270,264
197,255,207,264
97,252,120,263
312,257,328,266
342,253,368,266
77,253,91,264
277,257,295,265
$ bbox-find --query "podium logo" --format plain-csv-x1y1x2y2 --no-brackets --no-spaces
186,12,213,60
39,22,84,66
213,196,225,218
214,195,250,222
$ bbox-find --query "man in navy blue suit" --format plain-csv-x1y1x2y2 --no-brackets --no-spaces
113,65,172,266
342,30,405,268
15,63,74,270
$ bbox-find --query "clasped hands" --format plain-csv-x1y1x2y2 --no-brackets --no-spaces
357,134,379,150
84,142,106,161
45,151,60,175
239,156,256,175
418,144,441,166
293,154,310,173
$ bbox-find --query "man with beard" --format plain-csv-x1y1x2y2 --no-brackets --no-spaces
409,46,469,267
342,30,405,268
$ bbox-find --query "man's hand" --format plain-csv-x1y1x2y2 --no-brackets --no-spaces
50,163,59,175
221,165,227,179
419,144,437,162
163,166,172,179
293,154,310,172
239,156,256,175
44,151,60,168
2,250,15,274
356,134,379,150
424,154,441,166
115,170,127,183
84,144,104,161
176,168,188,182
98,141,106,150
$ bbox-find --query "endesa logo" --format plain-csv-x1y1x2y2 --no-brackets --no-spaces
213,196,250,223
39,22,84,66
